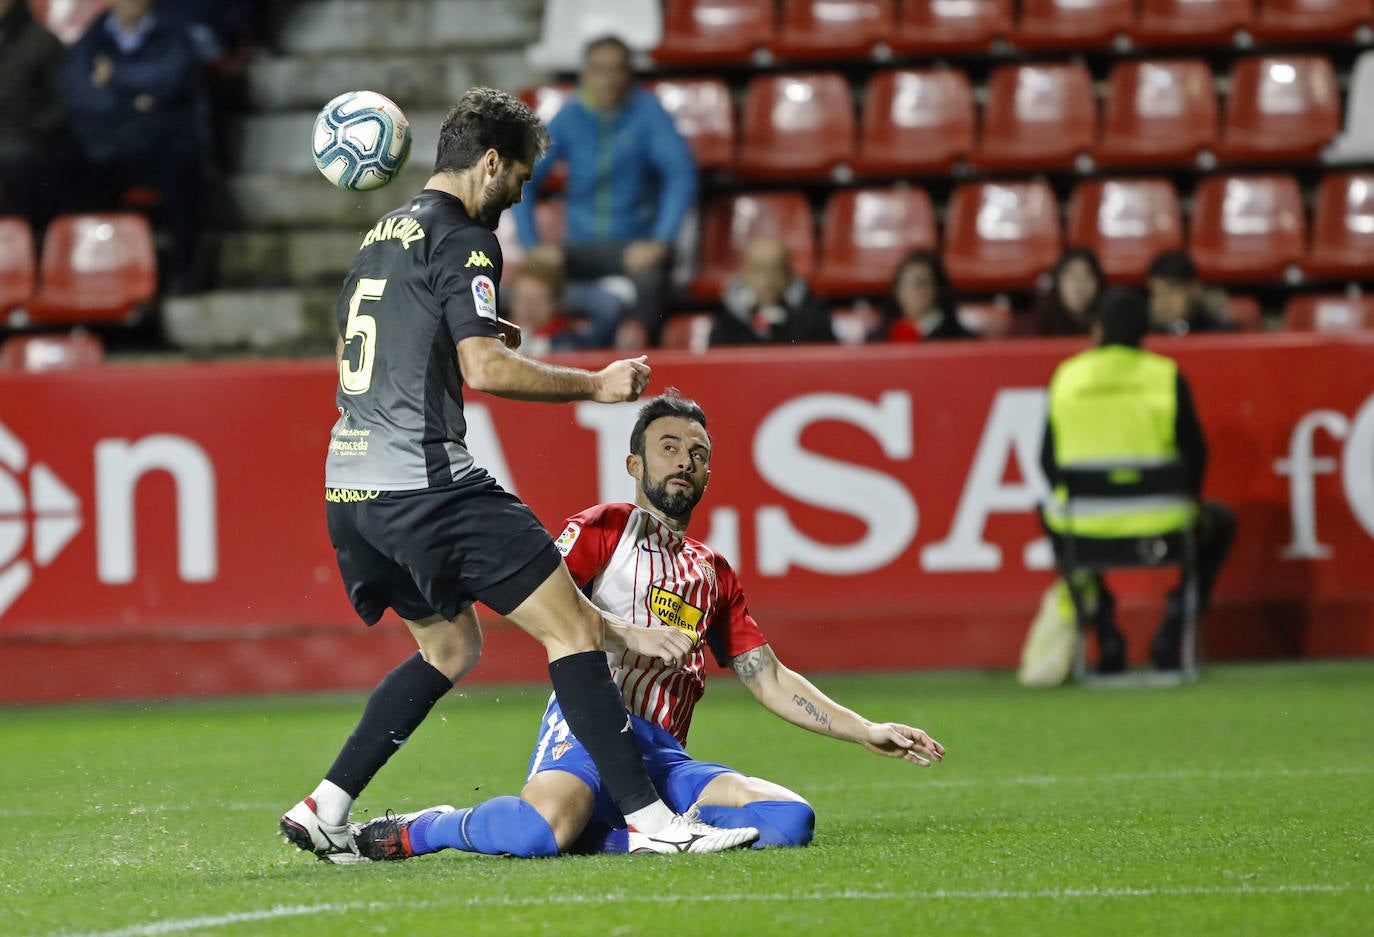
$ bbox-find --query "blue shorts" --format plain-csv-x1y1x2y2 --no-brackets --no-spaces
526,697,737,827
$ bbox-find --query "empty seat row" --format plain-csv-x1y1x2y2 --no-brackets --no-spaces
651,0,1373,66
683,173,1374,296
0,214,157,326
524,56,1343,181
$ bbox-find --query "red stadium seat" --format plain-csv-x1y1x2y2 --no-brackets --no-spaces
774,0,894,61
690,192,815,301
0,218,36,320
1224,294,1263,330
812,187,937,297
891,0,1012,54
1189,175,1305,283
517,84,573,126
1133,0,1252,47
494,201,565,277
973,63,1096,171
648,78,735,171
1013,0,1134,51
28,214,157,325
517,84,573,192
653,0,775,66
659,312,716,352
1095,59,1218,169
1067,179,1184,284
956,301,1014,338
1283,294,1374,331
0,332,105,371
1251,0,1371,42
35,0,107,44
1213,56,1341,164
735,73,855,181
1305,173,1374,280
943,181,1062,291
853,69,974,176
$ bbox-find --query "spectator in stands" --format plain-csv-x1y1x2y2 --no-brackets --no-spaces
1032,247,1104,337
505,257,604,356
1147,250,1236,335
514,35,697,344
63,0,206,292
871,250,974,342
711,237,833,346
0,0,65,230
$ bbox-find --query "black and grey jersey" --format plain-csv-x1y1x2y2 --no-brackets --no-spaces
325,189,503,490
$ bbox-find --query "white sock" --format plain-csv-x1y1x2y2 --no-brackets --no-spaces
623,800,674,834
309,780,354,827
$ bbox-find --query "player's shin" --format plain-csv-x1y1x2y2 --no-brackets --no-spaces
319,652,453,822
419,796,559,858
547,650,674,833
693,801,816,849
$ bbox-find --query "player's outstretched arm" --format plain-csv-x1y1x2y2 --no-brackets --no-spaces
457,336,650,403
730,644,945,767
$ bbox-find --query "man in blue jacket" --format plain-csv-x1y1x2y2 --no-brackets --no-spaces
63,0,205,291
513,35,697,345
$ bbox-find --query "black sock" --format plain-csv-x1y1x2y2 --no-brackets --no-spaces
324,652,453,798
548,651,659,816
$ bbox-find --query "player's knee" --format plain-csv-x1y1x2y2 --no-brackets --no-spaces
750,799,816,849
424,632,483,683
489,796,560,858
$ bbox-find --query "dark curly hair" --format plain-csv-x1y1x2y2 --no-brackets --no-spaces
433,86,550,174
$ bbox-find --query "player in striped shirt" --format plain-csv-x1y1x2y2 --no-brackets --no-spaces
353,391,945,858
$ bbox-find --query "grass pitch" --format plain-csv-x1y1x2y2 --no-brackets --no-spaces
2,662,1371,937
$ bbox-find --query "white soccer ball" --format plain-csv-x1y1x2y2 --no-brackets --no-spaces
311,90,412,192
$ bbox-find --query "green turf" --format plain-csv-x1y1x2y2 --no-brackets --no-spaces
3,662,1372,937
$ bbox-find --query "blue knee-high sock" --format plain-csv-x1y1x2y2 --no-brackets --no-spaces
694,801,816,849
410,796,559,858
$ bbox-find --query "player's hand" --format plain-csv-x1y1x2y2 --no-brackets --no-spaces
861,723,945,766
591,355,650,403
497,316,522,350
623,240,669,276
604,615,694,668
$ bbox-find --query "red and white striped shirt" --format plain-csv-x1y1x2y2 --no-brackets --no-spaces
554,502,768,744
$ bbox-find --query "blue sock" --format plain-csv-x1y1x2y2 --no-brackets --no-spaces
416,796,559,858
694,801,816,849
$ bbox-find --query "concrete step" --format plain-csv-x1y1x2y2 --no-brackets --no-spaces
212,228,363,288
163,288,338,352
245,53,477,113
227,108,447,174
212,168,431,228
272,0,540,55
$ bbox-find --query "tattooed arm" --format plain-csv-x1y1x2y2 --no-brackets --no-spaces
729,644,945,766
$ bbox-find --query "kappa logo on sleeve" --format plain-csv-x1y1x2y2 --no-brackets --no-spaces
471,275,497,321
554,521,582,556
465,250,493,269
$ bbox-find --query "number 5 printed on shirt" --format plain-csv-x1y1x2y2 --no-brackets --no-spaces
340,277,386,395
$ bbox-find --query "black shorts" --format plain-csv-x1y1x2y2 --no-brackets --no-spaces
325,470,562,625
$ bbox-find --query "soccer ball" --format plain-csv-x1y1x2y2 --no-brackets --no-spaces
311,90,412,192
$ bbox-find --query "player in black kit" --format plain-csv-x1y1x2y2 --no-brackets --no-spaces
280,88,757,861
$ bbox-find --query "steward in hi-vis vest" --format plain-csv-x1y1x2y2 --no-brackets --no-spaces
1039,287,1235,674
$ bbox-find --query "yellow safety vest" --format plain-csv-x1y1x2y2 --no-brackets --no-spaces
1044,345,1198,538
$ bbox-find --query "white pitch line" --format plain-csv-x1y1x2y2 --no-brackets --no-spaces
51,903,367,937
45,883,1371,937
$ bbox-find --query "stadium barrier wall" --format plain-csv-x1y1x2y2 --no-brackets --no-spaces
1,334,1372,703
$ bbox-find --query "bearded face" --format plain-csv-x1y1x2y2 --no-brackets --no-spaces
640,467,705,520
